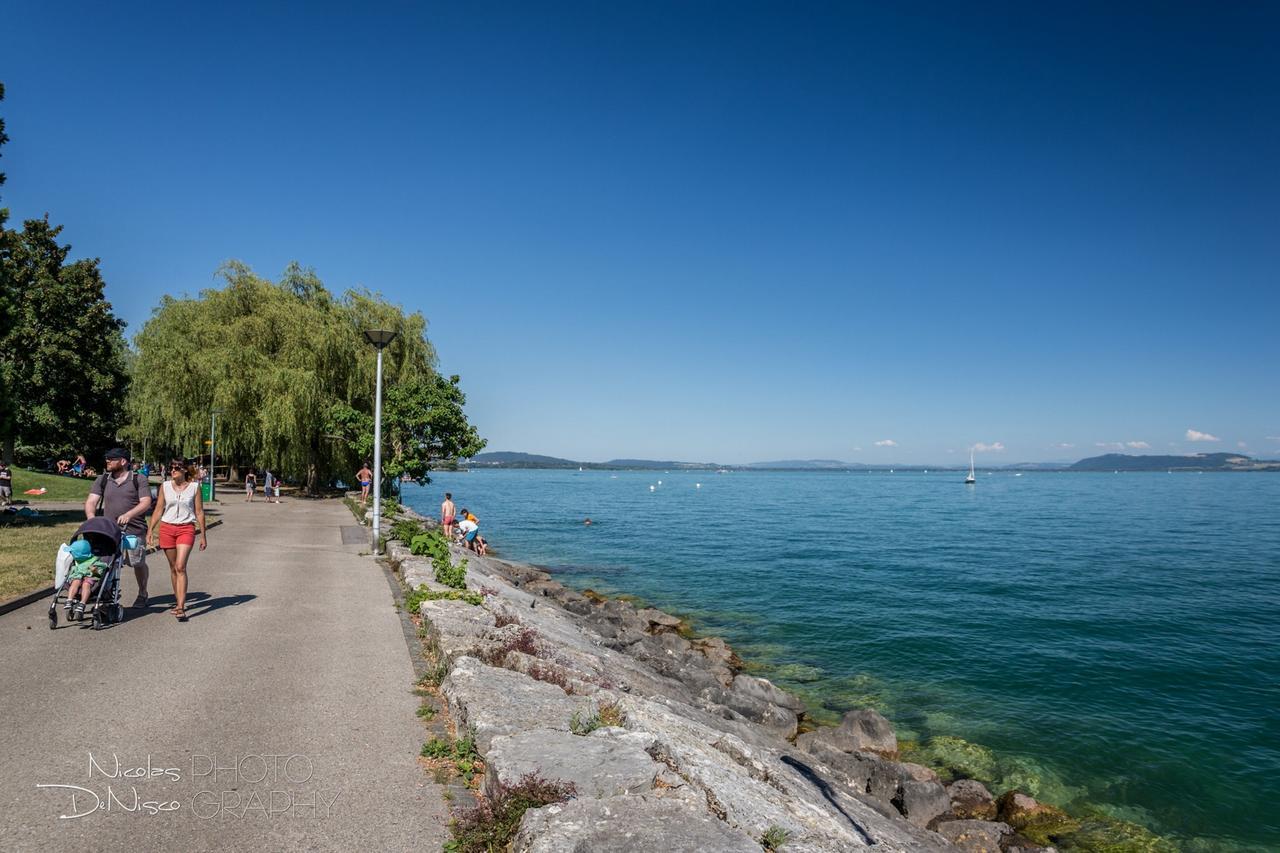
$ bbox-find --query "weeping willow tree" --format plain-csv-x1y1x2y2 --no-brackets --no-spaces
126,261,478,493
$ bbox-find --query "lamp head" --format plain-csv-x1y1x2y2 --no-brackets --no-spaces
363,329,398,349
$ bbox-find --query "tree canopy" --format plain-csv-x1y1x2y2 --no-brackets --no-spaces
0,216,131,463
127,261,484,491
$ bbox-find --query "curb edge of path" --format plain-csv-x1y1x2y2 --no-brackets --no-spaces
0,518,225,617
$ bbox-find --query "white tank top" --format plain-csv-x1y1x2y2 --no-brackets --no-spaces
161,480,199,524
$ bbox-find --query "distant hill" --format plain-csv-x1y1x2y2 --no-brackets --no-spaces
602,459,720,470
470,452,580,468
1070,453,1278,472
469,452,720,470
744,459,869,470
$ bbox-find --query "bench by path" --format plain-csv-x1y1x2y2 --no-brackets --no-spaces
0,498,448,851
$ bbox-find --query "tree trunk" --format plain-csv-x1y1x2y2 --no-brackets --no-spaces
2,436,13,466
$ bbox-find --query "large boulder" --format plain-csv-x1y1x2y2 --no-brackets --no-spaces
933,819,1014,853
511,794,760,853
439,656,581,752
730,674,805,713
838,709,898,755
484,728,662,799
896,779,951,828
947,779,997,821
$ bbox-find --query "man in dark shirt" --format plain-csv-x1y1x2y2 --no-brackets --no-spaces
86,447,153,607
0,460,12,506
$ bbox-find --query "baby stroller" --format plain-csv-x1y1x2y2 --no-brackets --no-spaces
48,517,130,630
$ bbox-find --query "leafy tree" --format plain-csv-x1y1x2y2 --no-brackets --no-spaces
1,81,11,461
326,372,486,491
0,217,131,463
127,261,483,493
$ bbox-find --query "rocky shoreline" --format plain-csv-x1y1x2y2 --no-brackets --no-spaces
379,506,1086,852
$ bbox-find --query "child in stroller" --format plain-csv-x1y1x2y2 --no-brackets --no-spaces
49,517,131,629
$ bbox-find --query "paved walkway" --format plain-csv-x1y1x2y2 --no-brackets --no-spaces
0,498,449,851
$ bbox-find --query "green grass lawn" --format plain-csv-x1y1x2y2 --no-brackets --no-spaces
0,509,81,601
8,469,93,503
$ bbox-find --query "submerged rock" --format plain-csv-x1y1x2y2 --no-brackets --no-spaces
906,735,998,783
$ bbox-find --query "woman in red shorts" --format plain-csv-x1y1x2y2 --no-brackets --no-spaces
147,459,208,621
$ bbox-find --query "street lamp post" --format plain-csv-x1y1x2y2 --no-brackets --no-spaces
363,329,399,554
209,408,224,501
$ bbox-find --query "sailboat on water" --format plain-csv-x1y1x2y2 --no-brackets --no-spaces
965,449,976,484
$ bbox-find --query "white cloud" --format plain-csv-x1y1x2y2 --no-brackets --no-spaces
1096,441,1125,450
972,442,1005,452
1237,441,1248,449
1126,441,1150,449
1186,429,1220,442
851,447,862,452
946,449,956,454
1267,436,1280,442
874,439,897,447
1052,442,1075,449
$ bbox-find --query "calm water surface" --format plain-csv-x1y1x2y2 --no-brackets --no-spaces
404,470,1280,849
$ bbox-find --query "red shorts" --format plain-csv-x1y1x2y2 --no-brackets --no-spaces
159,522,196,548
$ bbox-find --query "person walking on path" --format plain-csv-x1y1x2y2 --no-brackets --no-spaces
147,459,207,621
0,460,12,507
244,468,257,502
441,492,456,539
356,462,373,506
263,469,275,504
85,448,153,608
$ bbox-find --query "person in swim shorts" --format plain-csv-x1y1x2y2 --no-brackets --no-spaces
357,463,373,506
441,492,456,539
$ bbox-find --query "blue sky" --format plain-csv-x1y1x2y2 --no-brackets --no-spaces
4,2,1277,463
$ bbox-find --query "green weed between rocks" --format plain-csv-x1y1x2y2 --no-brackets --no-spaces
761,824,791,850
444,773,577,853
410,528,468,589
416,705,437,721
421,731,480,784
404,584,483,612
391,517,425,543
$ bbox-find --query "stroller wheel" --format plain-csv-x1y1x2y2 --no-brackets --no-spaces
91,610,104,630
48,607,57,629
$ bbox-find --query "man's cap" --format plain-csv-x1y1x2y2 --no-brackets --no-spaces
104,447,131,461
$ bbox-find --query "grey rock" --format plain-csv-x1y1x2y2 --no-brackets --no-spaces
896,779,951,827
440,656,580,752
837,708,898,755
511,794,760,853
484,728,662,799
637,607,683,630
947,779,996,821
731,673,805,713
933,819,1013,853
523,579,565,598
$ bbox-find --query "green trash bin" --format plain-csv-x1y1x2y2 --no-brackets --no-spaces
201,482,213,502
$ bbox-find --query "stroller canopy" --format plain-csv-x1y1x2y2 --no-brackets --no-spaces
73,517,123,551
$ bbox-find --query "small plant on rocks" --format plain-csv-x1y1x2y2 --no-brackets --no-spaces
570,699,625,735
761,825,791,851
445,773,576,853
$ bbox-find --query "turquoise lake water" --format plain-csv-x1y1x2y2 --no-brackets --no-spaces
403,469,1279,849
